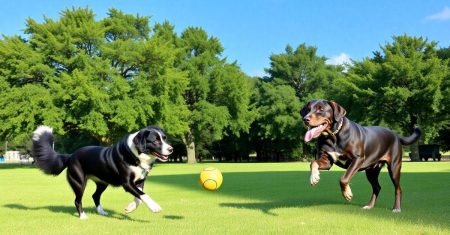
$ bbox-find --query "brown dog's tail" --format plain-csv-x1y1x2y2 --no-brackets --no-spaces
399,126,421,145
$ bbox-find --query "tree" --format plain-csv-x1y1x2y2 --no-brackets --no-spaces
0,8,183,148
264,43,344,158
0,34,65,143
339,35,449,161
435,46,450,150
266,44,343,101
176,27,255,163
0,8,254,163
249,80,303,161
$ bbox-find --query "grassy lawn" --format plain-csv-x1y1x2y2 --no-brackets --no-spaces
0,162,449,234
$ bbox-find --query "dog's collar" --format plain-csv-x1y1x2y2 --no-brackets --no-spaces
138,159,157,176
331,118,344,136
138,165,150,176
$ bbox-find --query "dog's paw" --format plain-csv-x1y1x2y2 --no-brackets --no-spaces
124,203,136,214
362,205,372,210
310,170,320,185
79,212,88,220
342,185,353,201
96,205,109,216
125,198,142,214
148,201,162,213
125,201,138,214
392,208,401,213
141,194,162,213
148,199,162,212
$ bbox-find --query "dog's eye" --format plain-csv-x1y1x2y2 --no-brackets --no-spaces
152,136,162,145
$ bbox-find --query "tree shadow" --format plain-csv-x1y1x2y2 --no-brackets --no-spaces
3,203,148,222
0,163,36,170
3,163,448,229
149,170,450,229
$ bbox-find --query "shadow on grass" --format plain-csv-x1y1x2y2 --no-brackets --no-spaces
0,163,36,170
163,215,184,220
3,164,448,228
3,203,148,222
149,170,450,229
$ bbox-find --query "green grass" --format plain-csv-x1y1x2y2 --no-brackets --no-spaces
0,162,449,234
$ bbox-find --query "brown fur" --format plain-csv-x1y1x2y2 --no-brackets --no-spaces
300,100,421,212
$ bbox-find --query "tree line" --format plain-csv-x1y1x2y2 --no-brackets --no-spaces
0,7,448,162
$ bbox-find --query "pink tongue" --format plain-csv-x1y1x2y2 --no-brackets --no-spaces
304,125,326,142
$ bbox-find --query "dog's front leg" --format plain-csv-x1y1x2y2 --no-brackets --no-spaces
140,194,162,213
123,182,162,213
310,154,332,185
125,181,145,214
125,194,142,214
340,156,364,201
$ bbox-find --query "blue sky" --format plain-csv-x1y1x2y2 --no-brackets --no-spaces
0,1,449,77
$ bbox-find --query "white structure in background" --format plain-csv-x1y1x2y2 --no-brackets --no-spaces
4,151,21,162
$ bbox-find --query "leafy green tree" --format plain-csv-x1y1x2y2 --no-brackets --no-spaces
266,44,343,101
249,80,303,161
264,43,344,158
435,46,450,150
177,27,255,163
0,8,183,148
338,35,449,161
0,8,254,163
23,7,153,144
0,34,64,143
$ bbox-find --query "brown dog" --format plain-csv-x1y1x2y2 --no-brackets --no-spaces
300,100,420,212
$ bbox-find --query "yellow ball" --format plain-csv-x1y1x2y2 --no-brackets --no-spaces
199,167,223,191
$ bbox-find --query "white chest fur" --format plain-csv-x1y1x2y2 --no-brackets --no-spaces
129,153,155,182
327,151,347,164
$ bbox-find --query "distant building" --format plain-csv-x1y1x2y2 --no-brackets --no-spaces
4,151,21,162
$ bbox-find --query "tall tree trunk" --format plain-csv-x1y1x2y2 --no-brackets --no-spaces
183,130,197,164
410,141,420,162
408,114,420,162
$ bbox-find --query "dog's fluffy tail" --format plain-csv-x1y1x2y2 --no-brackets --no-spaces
399,126,421,145
32,126,70,175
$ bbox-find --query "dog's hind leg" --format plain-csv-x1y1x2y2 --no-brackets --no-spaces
387,157,402,212
92,182,109,216
363,164,383,210
67,167,88,219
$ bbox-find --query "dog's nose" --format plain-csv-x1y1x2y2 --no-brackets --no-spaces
303,117,310,123
168,146,174,154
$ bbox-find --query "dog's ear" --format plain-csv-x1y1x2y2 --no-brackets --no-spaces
133,130,147,153
300,100,313,117
133,128,156,153
328,100,346,121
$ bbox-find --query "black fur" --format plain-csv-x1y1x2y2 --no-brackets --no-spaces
32,131,70,175
32,126,172,219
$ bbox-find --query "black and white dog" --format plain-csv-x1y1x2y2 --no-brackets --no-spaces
32,125,173,219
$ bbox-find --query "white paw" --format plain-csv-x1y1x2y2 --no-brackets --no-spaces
79,212,88,220
392,208,401,213
148,200,162,213
342,185,353,201
141,194,162,213
96,205,108,216
125,197,142,214
125,201,137,214
362,206,372,210
310,170,320,185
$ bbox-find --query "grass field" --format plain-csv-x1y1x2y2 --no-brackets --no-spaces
0,162,449,234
